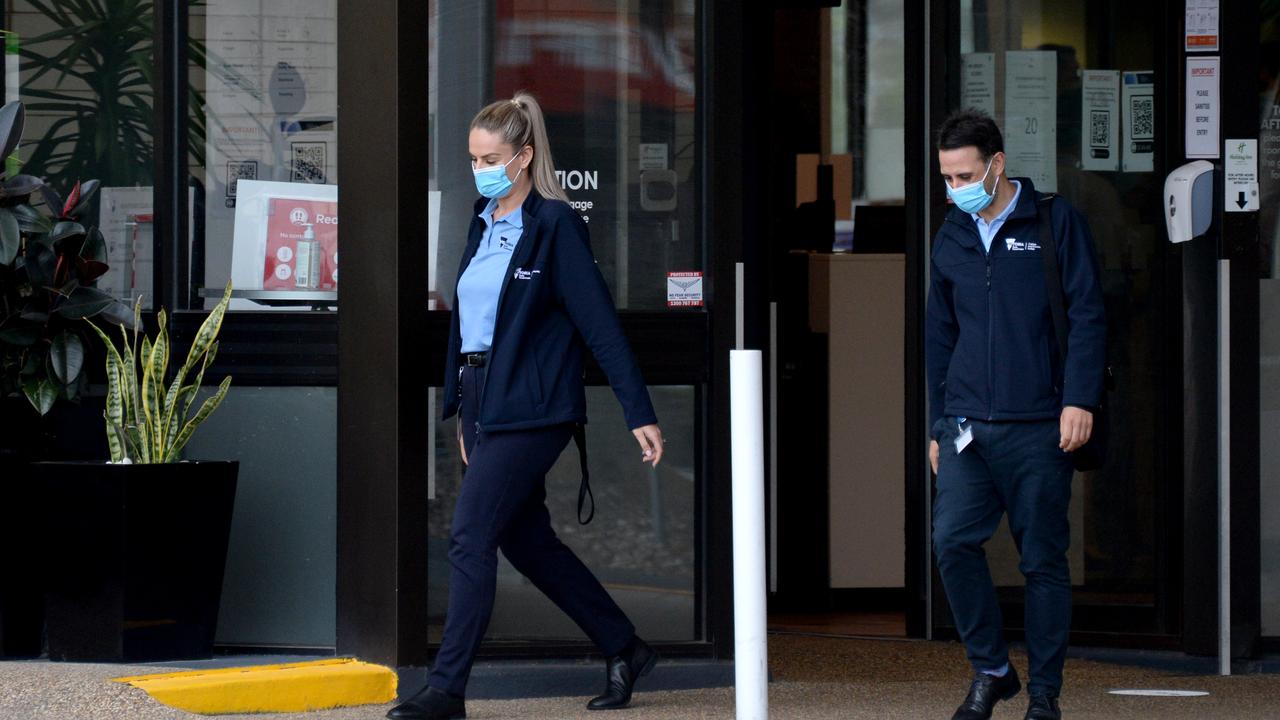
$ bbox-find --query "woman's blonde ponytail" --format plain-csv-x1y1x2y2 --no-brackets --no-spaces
470,91,569,203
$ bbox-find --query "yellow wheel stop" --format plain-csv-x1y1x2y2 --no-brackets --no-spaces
113,658,398,715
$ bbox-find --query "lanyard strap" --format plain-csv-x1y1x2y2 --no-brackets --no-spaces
574,424,594,525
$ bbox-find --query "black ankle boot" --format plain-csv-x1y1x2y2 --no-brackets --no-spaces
587,637,659,711
386,685,466,720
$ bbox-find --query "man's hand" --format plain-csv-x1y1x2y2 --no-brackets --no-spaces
929,439,940,475
1060,406,1094,452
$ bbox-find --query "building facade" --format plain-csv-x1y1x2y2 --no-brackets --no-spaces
5,0,1278,670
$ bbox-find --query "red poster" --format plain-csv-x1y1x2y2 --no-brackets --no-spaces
262,197,339,290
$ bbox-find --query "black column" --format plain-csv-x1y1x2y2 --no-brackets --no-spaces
336,0,431,667
704,0,749,658
154,0,189,308
904,0,947,640
1182,0,1262,660
1221,0,1262,660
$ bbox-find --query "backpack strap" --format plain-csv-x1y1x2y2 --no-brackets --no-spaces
1037,194,1070,366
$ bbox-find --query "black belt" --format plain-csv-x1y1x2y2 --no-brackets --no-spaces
459,352,487,367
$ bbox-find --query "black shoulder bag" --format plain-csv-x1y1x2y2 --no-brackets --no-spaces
1036,195,1112,472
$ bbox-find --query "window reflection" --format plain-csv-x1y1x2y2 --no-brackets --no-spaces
190,0,339,311
11,0,160,308
428,1,698,311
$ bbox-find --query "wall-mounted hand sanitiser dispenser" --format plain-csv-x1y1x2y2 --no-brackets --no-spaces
1163,160,1215,244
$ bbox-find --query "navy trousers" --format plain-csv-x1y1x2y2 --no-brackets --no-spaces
427,366,636,696
932,418,1074,698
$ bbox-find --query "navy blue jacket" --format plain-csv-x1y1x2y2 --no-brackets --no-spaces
442,191,658,432
926,178,1106,436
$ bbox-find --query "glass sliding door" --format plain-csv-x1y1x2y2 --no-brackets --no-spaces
931,0,1178,636
1258,0,1280,638
426,0,705,652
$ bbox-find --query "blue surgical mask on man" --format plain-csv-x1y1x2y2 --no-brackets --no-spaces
946,157,997,214
473,149,526,199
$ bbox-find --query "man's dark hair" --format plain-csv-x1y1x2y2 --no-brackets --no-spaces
936,108,1004,160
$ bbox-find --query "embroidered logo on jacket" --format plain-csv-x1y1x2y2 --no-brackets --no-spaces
513,267,541,280
1004,238,1041,252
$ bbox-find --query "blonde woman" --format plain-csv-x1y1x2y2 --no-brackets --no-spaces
387,93,665,720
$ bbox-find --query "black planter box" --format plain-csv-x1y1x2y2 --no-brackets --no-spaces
38,460,239,662
0,452,44,658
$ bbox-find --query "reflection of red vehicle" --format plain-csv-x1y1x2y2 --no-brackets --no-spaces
492,0,696,113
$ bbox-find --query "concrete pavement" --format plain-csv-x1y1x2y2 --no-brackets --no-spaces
3,635,1280,719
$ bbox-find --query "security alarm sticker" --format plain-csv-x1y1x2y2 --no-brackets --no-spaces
667,271,703,307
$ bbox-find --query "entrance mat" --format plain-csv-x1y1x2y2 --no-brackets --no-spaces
113,658,397,714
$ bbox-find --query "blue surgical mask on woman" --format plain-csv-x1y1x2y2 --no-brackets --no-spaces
945,157,997,214
473,149,526,199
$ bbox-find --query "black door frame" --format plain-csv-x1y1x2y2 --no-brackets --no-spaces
910,0,1187,647
1181,0,1262,659
336,0,745,667
907,0,1262,653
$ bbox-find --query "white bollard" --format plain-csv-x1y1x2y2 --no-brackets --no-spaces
730,349,768,720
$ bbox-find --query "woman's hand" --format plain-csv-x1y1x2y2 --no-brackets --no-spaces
632,424,664,467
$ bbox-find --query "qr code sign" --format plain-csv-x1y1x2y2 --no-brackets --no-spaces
225,160,258,208
1130,96,1154,140
291,142,327,183
1089,110,1110,148
226,161,257,197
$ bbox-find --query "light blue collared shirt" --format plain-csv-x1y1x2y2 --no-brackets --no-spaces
457,198,524,353
971,179,1021,253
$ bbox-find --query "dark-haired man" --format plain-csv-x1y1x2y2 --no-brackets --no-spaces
926,108,1106,720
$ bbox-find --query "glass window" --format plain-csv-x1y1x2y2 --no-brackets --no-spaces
190,0,339,312
945,1,1167,622
830,0,905,204
1259,0,1280,635
9,0,159,308
427,386,697,645
183,386,338,648
428,0,698,311
825,1,904,254
426,2,701,650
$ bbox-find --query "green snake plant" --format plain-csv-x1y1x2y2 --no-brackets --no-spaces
87,282,233,464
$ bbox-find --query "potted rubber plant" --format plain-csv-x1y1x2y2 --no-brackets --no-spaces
39,283,239,662
0,102,131,415
0,98,130,659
